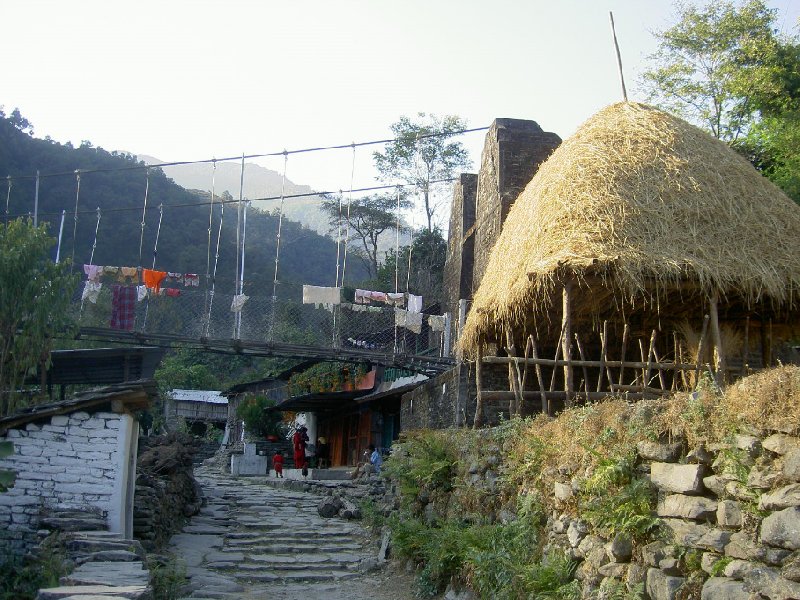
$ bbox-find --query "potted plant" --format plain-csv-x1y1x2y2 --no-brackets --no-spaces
236,395,286,440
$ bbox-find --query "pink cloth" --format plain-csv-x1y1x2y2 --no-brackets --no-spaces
83,264,103,281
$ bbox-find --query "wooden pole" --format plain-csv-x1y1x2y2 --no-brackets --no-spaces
473,346,484,429
574,333,590,404
550,325,565,392
638,339,647,387
644,330,657,389
562,281,574,407
530,336,548,414
618,323,629,387
506,329,523,417
609,12,628,102
695,315,710,387
672,331,680,391
709,292,725,384
742,316,750,376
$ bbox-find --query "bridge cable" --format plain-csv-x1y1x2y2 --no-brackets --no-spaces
79,207,102,318
340,143,356,286
234,154,244,310
142,204,164,329
205,167,226,337
137,168,151,268
269,151,289,342
233,156,249,339
203,160,217,326
394,186,401,355
4,176,11,225
70,171,81,272
235,198,250,339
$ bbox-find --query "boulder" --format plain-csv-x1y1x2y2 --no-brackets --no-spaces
650,463,705,495
735,435,762,457
700,552,723,575
607,533,633,563
783,450,800,483
781,550,800,583
726,531,792,565
760,484,800,511
723,559,756,580
637,441,684,462
645,567,684,600
744,564,800,600
658,494,717,521
763,434,800,456
761,507,800,550
641,541,667,567
317,497,342,518
700,577,750,600
748,466,780,490
567,520,588,548
717,500,742,529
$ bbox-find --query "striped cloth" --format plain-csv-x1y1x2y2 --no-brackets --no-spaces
110,285,136,331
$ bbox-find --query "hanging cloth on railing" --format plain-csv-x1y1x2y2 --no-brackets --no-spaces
428,314,446,332
81,281,102,303
302,285,341,308
394,308,422,334
110,285,136,331
231,294,249,313
407,293,423,313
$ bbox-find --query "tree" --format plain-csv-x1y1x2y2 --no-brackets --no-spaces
0,219,78,416
374,113,472,232
320,192,412,279
375,227,447,306
640,0,786,142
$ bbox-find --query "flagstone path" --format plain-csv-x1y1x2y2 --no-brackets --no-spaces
170,466,416,600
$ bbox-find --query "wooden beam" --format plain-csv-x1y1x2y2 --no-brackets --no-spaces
482,355,700,371
530,336,548,414
618,323,629,386
473,346,484,429
709,291,725,384
695,314,710,386
562,281,574,407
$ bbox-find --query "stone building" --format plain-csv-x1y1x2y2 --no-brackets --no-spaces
0,381,156,557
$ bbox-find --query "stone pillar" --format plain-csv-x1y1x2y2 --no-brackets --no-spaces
109,413,137,538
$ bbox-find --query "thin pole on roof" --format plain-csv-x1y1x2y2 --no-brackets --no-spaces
609,11,628,102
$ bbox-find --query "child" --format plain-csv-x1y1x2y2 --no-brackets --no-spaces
272,450,284,478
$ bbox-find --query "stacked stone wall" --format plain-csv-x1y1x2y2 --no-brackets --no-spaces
0,411,125,557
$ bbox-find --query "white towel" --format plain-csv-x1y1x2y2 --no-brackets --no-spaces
303,285,341,307
407,293,423,313
428,314,446,332
136,285,147,301
231,294,249,313
395,309,422,334
81,281,102,303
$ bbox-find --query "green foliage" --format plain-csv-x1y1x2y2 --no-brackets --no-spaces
0,219,78,416
373,227,447,305
581,455,660,541
715,446,751,484
374,113,471,232
596,579,645,600
709,555,733,577
0,536,68,599
148,555,188,600
287,361,368,396
0,441,16,492
358,498,386,532
383,431,458,503
235,394,286,439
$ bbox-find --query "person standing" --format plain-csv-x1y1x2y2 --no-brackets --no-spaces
292,426,309,470
272,450,284,478
368,444,382,474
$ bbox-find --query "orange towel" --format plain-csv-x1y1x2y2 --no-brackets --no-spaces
141,269,167,293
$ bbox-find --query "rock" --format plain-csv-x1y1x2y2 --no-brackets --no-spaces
700,577,750,600
735,435,762,457
724,481,757,502
784,450,800,483
567,520,588,548
723,559,756,580
717,500,742,529
744,564,800,600
651,463,705,495
761,507,800,550
598,563,628,578
637,441,684,462
659,557,683,576
748,466,780,490
642,541,667,567
701,552,723,575
782,551,800,583
552,516,569,534
703,475,733,497
338,497,361,519
358,557,381,573
443,584,478,600
726,531,792,565
687,443,715,466
577,534,606,562
645,567,684,600
607,533,633,562
554,482,573,502
760,484,800,511
658,494,718,521
763,434,800,456
378,527,391,562
627,562,647,590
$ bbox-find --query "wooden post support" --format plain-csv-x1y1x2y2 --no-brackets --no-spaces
505,329,523,417
672,331,680,391
562,281,574,407
695,314,710,387
530,336,548,414
550,325,565,393
618,322,629,387
709,292,725,384
644,330,657,389
742,315,750,376
474,346,484,429
574,333,590,404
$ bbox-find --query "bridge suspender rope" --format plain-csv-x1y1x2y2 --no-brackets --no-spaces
203,160,217,327
233,155,245,339
4,176,11,225
340,143,356,286
79,207,102,317
137,168,150,268
142,204,164,329
269,151,288,342
205,167,226,337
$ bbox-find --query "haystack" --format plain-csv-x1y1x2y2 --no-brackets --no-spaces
460,102,800,356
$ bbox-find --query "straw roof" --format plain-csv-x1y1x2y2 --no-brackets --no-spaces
461,102,800,354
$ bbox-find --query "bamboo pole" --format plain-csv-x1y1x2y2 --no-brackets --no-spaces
638,338,647,386
644,330,657,389
562,282,574,407
550,326,565,393
652,345,667,390
618,323,629,387
574,333,590,404
474,346,484,429
672,331,680,391
695,315,710,386
530,336,548,414
709,291,725,384
506,329,523,417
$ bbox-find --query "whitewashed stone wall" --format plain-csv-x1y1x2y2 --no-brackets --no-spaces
0,410,132,556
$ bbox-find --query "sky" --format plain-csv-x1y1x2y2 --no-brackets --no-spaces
3,0,799,227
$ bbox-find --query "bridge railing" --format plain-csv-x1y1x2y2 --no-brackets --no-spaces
73,286,446,358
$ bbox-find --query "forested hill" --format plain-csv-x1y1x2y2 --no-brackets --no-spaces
0,111,368,297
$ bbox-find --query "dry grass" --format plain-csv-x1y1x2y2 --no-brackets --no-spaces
461,102,800,356
722,365,800,435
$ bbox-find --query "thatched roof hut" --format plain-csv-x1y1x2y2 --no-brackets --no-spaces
461,103,800,377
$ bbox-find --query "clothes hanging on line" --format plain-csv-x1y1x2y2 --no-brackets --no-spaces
83,264,103,282
302,285,341,308
120,267,138,282
110,285,136,331
184,273,200,287
103,266,119,279
231,294,249,313
142,269,167,293
395,308,422,334
407,294,423,313
387,292,405,307
428,314,446,332
166,288,181,298
82,281,102,303
136,285,148,301
167,272,183,282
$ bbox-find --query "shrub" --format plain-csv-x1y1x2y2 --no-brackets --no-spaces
236,394,286,439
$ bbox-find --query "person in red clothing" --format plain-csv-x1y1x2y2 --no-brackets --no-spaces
292,426,309,471
272,450,284,478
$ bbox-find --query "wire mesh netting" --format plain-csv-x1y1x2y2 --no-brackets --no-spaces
74,282,446,359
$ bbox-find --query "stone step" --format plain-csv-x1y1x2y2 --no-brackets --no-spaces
223,542,364,553
233,560,359,572
36,584,151,599
235,569,360,583
61,561,149,586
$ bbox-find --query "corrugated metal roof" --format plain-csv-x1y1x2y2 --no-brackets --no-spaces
169,389,228,404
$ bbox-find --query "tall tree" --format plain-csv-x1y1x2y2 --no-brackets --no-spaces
375,227,447,306
320,193,411,279
640,0,787,142
0,219,78,416
374,113,471,232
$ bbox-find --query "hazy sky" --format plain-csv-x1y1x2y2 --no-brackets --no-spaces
3,0,799,223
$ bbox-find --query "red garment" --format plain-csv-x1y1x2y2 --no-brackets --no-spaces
292,429,308,469
272,453,284,476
